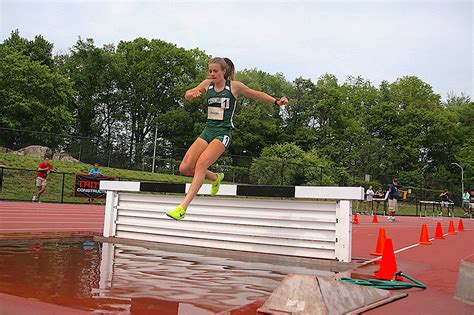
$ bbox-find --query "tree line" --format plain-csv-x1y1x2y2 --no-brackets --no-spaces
0,30,472,191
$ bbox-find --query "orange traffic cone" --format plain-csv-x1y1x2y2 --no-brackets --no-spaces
434,222,445,239
353,213,359,224
374,238,397,280
370,228,386,256
448,220,456,235
418,224,432,245
458,219,465,231
372,213,379,223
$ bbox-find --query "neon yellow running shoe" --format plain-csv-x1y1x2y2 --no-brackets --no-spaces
166,205,186,220
210,173,224,196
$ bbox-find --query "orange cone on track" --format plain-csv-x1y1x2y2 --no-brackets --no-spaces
458,219,465,231
371,228,386,256
353,214,359,224
418,224,432,245
374,238,397,280
372,213,379,223
448,220,456,235
434,222,445,239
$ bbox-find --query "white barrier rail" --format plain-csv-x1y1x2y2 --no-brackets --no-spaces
101,181,364,262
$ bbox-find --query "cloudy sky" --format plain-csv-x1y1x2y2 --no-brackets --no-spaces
1,0,472,99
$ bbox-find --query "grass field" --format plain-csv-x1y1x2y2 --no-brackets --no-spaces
0,152,190,204
0,152,470,217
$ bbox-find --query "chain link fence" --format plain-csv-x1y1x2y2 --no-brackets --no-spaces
1,127,471,214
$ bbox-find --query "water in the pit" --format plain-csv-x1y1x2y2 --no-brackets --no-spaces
0,241,335,314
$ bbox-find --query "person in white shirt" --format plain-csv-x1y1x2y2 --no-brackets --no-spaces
462,189,470,215
366,185,375,214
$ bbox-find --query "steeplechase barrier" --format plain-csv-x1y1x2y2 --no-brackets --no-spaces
100,181,364,262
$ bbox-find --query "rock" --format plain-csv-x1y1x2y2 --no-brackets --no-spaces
0,147,13,153
11,145,81,163
52,152,80,163
14,145,53,159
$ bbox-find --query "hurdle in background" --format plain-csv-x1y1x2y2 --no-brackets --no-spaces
100,181,364,262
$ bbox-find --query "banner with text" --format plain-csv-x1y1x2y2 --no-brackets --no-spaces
74,174,115,199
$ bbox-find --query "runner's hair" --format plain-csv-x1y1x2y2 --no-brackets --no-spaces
210,57,235,80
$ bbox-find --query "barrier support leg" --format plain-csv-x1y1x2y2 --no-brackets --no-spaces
335,200,352,262
103,191,118,237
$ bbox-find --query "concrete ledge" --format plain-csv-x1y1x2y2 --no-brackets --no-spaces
455,254,474,305
94,236,359,273
257,274,407,314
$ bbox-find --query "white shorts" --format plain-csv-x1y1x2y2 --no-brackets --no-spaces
36,177,47,187
441,201,450,208
388,198,398,212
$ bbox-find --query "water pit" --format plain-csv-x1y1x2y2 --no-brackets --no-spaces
0,237,353,314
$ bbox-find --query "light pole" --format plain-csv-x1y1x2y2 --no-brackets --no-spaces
451,162,464,197
152,126,158,173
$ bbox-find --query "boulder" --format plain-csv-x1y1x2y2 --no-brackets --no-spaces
0,147,13,153
14,145,52,159
12,145,81,163
52,152,80,163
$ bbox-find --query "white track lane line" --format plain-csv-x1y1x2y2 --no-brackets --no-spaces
365,232,460,264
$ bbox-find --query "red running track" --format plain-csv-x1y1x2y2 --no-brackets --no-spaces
0,201,104,236
352,214,474,315
0,201,473,314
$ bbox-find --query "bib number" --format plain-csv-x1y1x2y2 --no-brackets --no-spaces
208,97,231,109
208,107,224,120
221,98,230,109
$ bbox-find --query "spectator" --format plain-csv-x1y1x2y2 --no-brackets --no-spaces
88,163,103,177
439,188,453,217
462,189,470,215
366,185,374,214
33,157,53,203
0,164,5,190
387,178,399,222
87,163,103,204
470,189,474,217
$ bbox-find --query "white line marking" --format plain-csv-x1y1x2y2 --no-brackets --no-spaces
366,232,455,264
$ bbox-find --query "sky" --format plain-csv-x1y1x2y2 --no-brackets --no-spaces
1,0,472,99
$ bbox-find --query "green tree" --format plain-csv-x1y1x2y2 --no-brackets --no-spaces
230,69,292,157
445,93,474,186
115,38,201,166
282,77,318,149
364,76,450,176
249,143,342,186
2,30,54,68
56,38,123,162
0,33,73,149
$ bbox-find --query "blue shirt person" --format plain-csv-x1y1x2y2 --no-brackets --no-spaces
88,163,103,177
87,163,102,204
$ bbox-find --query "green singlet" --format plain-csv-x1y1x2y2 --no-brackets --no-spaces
198,79,237,148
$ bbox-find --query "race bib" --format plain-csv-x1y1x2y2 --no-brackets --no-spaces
208,107,224,120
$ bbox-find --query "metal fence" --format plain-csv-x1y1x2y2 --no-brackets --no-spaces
0,166,471,215
1,128,471,209
0,167,153,205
